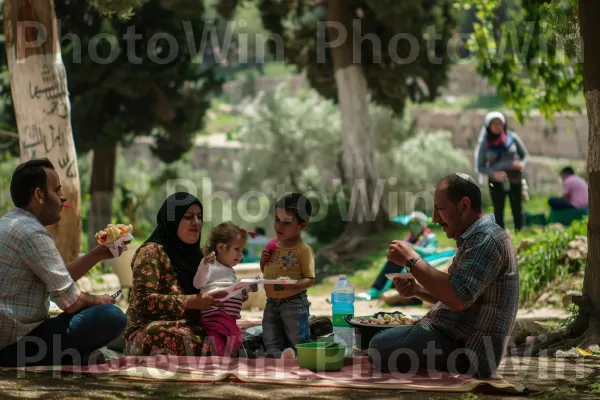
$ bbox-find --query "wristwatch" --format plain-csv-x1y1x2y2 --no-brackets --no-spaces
405,256,421,272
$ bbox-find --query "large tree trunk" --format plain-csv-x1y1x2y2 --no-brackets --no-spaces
574,0,600,347
3,0,81,262
87,145,117,251
323,0,389,258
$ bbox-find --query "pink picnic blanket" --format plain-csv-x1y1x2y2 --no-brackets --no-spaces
6,355,524,394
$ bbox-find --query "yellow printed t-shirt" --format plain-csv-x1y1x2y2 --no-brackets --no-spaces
263,240,315,300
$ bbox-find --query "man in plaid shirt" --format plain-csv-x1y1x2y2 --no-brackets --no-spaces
368,173,519,378
0,159,128,367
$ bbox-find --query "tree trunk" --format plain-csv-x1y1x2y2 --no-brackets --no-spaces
3,0,82,262
324,0,389,256
575,0,600,347
87,145,117,251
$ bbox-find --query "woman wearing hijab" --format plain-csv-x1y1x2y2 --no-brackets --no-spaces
474,111,529,231
125,192,225,356
356,212,442,301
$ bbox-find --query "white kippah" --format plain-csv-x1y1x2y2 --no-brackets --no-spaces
454,172,477,184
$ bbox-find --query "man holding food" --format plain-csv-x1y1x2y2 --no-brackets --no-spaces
0,159,129,367
368,173,519,378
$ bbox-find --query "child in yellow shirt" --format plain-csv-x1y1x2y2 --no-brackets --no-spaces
260,193,315,358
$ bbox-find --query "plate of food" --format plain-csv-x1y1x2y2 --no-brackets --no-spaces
345,311,422,350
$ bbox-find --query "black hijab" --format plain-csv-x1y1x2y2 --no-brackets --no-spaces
145,192,203,295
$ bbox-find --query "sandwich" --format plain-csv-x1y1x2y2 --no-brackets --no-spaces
95,224,133,245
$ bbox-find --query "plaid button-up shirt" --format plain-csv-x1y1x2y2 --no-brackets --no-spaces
421,213,519,377
0,209,80,350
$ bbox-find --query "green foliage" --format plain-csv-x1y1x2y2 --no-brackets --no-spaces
558,303,579,329
0,0,226,163
306,189,349,245
233,85,471,242
463,0,583,122
256,0,460,114
383,130,472,200
233,84,342,194
0,153,19,215
90,0,148,19
517,217,588,306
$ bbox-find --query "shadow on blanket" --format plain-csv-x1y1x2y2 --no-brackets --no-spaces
2,355,528,394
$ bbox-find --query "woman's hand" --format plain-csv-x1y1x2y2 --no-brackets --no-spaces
186,291,227,310
512,160,524,171
492,171,507,182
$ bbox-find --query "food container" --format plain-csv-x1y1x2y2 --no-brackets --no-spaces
345,311,421,350
296,341,347,372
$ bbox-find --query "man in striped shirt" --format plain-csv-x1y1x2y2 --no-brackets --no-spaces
0,159,128,367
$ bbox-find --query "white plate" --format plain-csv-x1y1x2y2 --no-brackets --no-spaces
385,273,412,280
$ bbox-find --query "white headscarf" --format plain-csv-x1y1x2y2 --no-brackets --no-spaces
474,111,507,184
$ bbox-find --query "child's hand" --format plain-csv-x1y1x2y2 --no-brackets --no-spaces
205,251,216,265
260,249,271,267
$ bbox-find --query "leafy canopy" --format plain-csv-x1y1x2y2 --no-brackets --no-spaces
255,0,460,114
463,0,582,123
0,0,229,163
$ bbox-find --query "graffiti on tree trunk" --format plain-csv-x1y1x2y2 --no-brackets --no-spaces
19,62,76,178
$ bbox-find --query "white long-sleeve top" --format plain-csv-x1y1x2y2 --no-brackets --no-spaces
193,257,243,318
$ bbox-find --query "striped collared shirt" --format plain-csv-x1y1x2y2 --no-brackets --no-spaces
0,208,80,350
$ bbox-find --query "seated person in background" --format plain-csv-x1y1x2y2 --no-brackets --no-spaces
548,166,589,210
0,159,128,367
356,212,438,301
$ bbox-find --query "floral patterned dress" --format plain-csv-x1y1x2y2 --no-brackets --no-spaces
124,243,212,356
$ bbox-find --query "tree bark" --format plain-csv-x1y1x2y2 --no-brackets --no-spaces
576,0,600,346
325,0,389,253
87,145,117,251
3,0,82,262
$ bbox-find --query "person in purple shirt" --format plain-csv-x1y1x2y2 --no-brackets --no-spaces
548,166,589,210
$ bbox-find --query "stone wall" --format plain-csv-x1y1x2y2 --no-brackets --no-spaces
439,63,497,97
122,132,580,196
413,108,588,160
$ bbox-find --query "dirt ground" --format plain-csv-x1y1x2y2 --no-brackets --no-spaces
241,294,569,322
0,356,599,399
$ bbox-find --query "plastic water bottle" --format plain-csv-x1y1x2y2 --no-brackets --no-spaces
331,275,355,357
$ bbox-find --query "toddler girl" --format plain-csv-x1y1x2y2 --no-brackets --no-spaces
193,222,256,356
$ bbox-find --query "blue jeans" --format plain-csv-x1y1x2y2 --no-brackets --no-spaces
262,292,311,358
367,323,473,376
0,304,127,367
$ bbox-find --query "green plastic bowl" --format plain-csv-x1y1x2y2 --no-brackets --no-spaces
295,341,347,372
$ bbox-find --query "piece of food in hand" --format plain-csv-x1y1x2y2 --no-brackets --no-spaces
114,224,133,235
95,223,133,245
